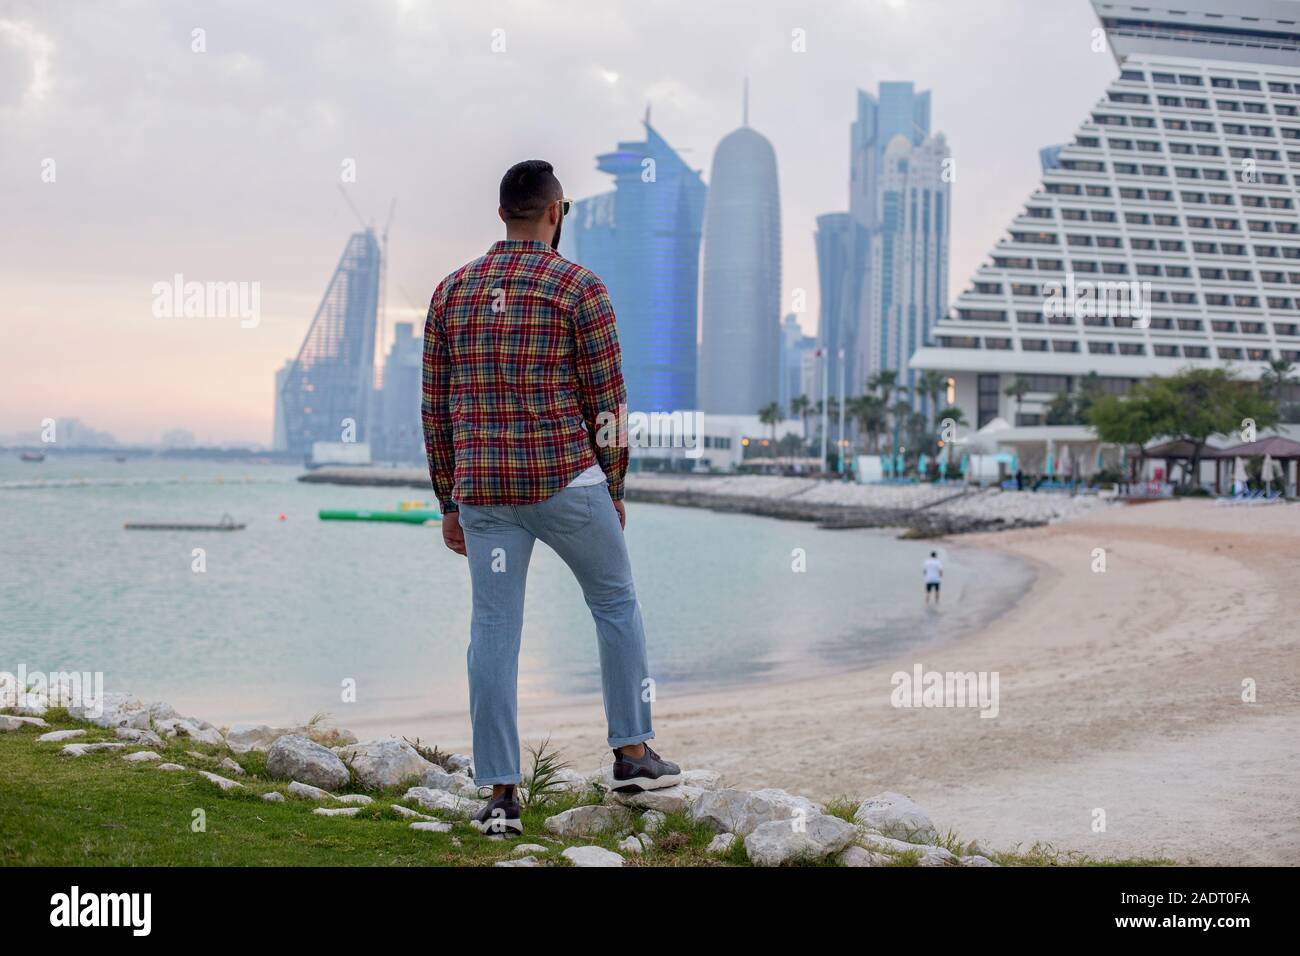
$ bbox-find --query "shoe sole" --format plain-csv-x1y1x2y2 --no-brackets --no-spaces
612,771,682,794
471,816,523,836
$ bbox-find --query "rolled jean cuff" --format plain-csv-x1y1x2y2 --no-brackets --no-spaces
607,730,655,749
472,773,522,786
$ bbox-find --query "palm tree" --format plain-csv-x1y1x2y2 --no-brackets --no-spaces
757,402,783,459
1004,376,1030,425
789,394,811,446
1260,358,1297,401
937,404,967,471
916,370,948,429
847,395,887,454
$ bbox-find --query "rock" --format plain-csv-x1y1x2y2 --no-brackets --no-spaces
639,810,668,834
287,781,336,802
838,845,892,867
496,856,541,867
312,807,360,817
61,742,126,757
689,788,824,836
853,792,938,845
335,738,433,790
858,831,957,865
403,787,485,818
219,757,245,776
706,833,737,855
420,766,480,797
66,693,158,730
37,729,86,742
224,724,283,754
918,847,958,867
335,793,373,806
964,839,993,858
960,855,997,867
618,835,645,855
543,804,631,838
115,727,163,746
156,718,224,747
561,845,623,868
391,804,435,821
682,769,723,790
444,753,474,775
266,735,350,791
550,768,591,793
122,751,162,763
1,715,48,731
611,785,703,814
185,751,213,762
410,821,453,833
513,843,549,856
156,763,185,771
743,814,859,867
261,791,286,802
198,771,244,792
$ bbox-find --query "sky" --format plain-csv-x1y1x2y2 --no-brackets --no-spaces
0,0,1116,445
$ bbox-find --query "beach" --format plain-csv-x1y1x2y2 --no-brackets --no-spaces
411,497,1300,865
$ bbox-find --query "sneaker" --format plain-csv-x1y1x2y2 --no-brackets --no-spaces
612,743,681,793
470,792,523,837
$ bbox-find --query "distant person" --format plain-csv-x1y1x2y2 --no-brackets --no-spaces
422,159,680,838
923,551,943,605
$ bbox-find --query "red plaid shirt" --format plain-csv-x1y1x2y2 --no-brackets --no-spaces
421,240,628,512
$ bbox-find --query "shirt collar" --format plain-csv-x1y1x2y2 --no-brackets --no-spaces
489,239,557,256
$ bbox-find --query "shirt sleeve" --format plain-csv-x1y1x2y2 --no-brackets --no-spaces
572,278,629,499
421,290,458,513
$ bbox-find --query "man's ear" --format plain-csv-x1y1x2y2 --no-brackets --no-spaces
498,206,508,225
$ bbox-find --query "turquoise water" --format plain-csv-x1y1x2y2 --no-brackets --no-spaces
0,455,1032,728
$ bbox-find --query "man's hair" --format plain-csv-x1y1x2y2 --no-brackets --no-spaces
499,160,561,220
930,551,937,558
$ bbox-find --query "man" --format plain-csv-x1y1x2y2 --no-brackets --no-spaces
923,551,943,605
422,160,680,837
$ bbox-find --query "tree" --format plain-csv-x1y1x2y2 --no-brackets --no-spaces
789,394,811,445
1088,367,1279,486
757,402,783,458
847,394,887,453
936,404,967,470
1043,391,1077,426
916,370,949,428
1004,376,1030,424
1260,359,1299,422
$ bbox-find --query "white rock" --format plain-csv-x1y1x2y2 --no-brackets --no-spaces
410,820,453,833
853,792,939,845
288,781,336,802
743,814,859,867
618,835,645,855
197,771,244,792
261,791,286,802
219,757,245,776
513,843,549,855
227,723,357,754
335,738,433,789
561,845,623,868
403,786,485,818
1,715,48,730
550,768,591,793
706,833,737,855
61,742,126,756
266,735,350,791
611,785,703,814
639,810,668,834
391,804,435,821
185,751,213,762
66,692,154,729
313,807,360,817
335,793,373,806
689,788,824,836
964,839,993,858
838,845,892,867
543,804,631,838
122,751,162,763
496,856,541,867
419,766,480,797
38,729,86,742
858,831,957,865
156,763,185,771
960,855,998,867
682,769,723,790
156,718,225,747
115,727,164,746
444,753,474,775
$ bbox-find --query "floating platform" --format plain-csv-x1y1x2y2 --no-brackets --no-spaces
125,513,245,531
319,508,441,525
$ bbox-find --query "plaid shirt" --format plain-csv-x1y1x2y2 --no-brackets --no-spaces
421,239,628,512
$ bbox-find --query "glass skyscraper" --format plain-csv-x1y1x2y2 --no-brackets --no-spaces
561,116,707,413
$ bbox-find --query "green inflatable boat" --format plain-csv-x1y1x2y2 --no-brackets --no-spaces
318,507,441,525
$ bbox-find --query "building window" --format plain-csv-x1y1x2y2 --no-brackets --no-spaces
977,375,1000,428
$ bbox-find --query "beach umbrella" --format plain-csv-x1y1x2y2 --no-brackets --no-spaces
1057,445,1070,478
1233,456,1248,495
1045,451,1054,477
917,453,928,476
1010,453,1020,474
1263,453,1282,491
896,452,906,475
959,454,969,477
1095,448,1105,472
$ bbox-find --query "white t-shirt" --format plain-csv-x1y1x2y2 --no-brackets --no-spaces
567,463,607,487
923,557,943,584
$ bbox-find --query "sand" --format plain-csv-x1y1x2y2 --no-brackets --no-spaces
408,498,1300,865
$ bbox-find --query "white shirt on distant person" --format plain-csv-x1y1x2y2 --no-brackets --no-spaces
923,557,943,584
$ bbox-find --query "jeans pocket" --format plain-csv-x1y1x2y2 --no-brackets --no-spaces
540,486,593,534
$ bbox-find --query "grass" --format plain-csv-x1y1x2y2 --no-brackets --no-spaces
0,711,1175,867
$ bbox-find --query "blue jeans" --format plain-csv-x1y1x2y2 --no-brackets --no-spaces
456,483,654,785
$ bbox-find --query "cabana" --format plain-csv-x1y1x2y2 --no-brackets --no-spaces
1208,436,1300,497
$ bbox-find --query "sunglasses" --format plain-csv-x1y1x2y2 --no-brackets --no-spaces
557,197,573,217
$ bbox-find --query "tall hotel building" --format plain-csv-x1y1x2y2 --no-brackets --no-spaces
561,115,707,413
912,0,1300,445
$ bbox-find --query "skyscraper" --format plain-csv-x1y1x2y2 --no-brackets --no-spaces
280,229,381,458
698,87,783,416
561,114,707,412
816,82,947,400
779,313,817,412
911,0,1300,438
374,321,424,463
